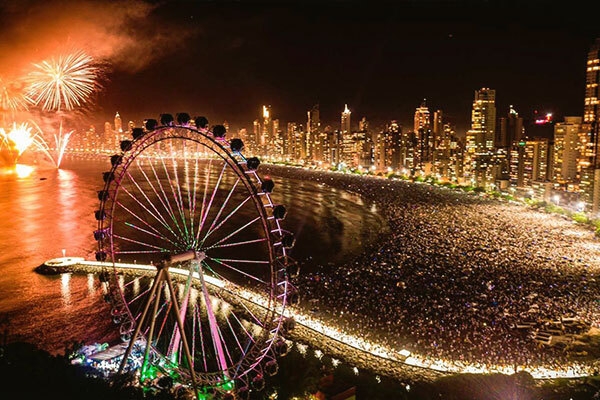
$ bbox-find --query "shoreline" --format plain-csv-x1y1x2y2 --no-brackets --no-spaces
37,257,596,382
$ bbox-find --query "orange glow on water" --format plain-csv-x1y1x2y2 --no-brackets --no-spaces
15,164,34,178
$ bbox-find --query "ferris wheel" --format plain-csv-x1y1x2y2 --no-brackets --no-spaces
93,113,299,399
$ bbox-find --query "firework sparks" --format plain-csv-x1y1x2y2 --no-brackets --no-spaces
0,76,30,112
0,122,34,156
0,121,73,168
27,50,99,112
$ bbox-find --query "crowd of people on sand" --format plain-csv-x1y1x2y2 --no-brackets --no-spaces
263,165,600,375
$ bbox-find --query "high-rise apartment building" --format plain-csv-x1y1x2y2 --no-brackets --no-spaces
414,100,431,169
114,112,123,133
465,88,497,187
466,88,496,153
553,117,581,185
341,104,351,134
260,105,272,156
306,104,320,162
340,104,354,166
580,38,600,213
498,106,523,149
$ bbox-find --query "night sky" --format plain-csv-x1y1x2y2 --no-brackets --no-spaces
2,0,600,134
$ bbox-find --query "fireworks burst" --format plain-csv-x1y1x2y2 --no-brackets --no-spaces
27,50,99,112
0,121,73,168
0,122,34,156
0,76,30,112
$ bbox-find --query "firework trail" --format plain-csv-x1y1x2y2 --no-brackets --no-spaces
0,76,30,112
26,50,99,112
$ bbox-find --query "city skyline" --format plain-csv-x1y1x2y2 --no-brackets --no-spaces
2,1,600,133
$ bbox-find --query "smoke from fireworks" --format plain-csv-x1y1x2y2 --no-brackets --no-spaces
26,50,99,112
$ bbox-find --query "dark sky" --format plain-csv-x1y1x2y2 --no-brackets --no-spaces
2,0,600,134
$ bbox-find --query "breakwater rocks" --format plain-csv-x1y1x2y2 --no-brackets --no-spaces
286,320,445,383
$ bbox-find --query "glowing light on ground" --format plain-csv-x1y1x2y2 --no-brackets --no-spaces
51,258,598,381
26,50,99,112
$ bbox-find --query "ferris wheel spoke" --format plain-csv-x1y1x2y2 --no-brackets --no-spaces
122,220,175,243
195,159,214,245
226,288,267,329
202,275,267,331
185,153,200,243
127,165,176,232
128,284,155,306
224,313,249,357
198,266,229,374
208,286,254,357
112,234,168,251
133,164,183,236
228,308,256,345
160,156,191,240
169,151,191,240
167,268,195,363
119,175,179,241
155,301,173,349
208,216,261,249
216,317,236,369
114,250,167,255
205,237,267,250
114,199,178,245
204,178,240,241
194,305,209,372
201,195,252,245
148,161,187,240
195,163,227,246
204,257,269,285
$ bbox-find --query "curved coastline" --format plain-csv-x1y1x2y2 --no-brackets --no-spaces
36,256,597,381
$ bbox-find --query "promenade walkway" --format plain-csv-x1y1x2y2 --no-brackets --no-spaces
38,256,594,381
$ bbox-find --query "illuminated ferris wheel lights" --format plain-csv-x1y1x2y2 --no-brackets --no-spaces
93,119,297,398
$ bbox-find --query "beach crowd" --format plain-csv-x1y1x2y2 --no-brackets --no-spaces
265,165,600,374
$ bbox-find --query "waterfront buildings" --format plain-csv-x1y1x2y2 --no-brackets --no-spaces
66,38,600,215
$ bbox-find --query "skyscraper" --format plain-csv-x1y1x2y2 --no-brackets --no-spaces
414,100,431,171
466,88,496,153
465,88,497,187
341,104,351,134
340,104,353,167
498,106,524,149
260,105,272,156
553,116,581,185
580,38,600,213
114,111,123,134
307,104,320,162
